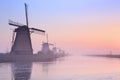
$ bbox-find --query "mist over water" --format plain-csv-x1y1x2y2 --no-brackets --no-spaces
0,53,120,80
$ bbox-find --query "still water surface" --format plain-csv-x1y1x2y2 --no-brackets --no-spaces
0,54,120,80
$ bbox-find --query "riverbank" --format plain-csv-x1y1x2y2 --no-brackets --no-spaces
86,54,120,59
0,53,66,63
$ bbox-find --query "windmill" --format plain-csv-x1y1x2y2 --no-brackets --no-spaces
41,33,55,54
9,3,45,55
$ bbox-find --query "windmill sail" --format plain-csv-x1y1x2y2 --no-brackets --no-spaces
30,28,45,35
9,20,24,27
25,3,29,26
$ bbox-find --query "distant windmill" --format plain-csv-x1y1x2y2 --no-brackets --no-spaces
9,3,45,55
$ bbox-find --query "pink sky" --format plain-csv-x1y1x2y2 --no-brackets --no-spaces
0,0,120,53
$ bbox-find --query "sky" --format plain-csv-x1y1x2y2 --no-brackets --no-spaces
0,0,120,53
